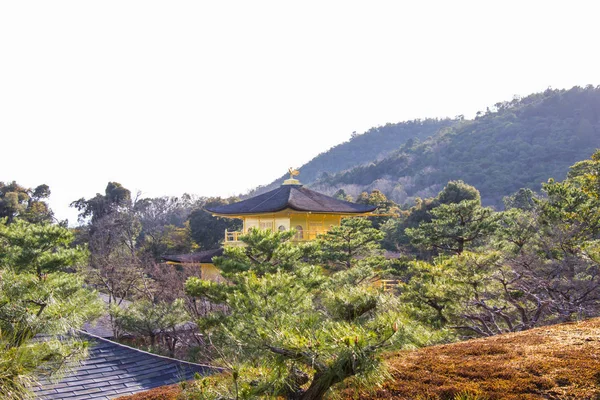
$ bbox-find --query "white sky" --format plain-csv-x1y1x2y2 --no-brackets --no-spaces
1,1,599,224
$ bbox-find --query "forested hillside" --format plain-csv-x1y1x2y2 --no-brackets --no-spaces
276,86,600,208
247,118,456,196
5,88,600,400
310,86,600,207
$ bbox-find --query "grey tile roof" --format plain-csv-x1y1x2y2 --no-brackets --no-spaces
161,248,224,264
32,331,219,400
206,184,377,215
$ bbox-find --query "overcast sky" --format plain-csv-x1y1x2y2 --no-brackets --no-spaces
1,1,599,224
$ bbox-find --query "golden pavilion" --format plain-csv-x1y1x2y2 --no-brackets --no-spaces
162,171,376,280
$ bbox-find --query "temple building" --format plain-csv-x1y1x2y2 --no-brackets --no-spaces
162,171,376,279
35,175,378,399
207,174,376,245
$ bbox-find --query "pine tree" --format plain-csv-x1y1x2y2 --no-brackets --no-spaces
0,219,102,399
405,200,498,255
312,217,384,270
184,227,429,399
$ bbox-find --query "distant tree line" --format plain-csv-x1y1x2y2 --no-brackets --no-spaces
247,118,456,197
317,85,600,208
3,84,600,399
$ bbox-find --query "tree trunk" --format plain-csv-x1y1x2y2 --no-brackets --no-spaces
298,372,337,400
298,358,354,400
457,238,464,254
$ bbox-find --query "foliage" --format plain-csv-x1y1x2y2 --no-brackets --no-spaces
139,223,198,260
112,299,189,356
356,190,400,229
79,206,150,336
71,183,144,321
116,319,600,400
312,218,385,270
382,180,481,252
493,208,537,253
502,188,537,211
0,219,102,399
135,194,202,259
248,118,456,197
188,198,242,250
318,86,600,208
214,228,305,276
184,228,429,399
333,189,354,202
403,251,530,336
400,150,600,336
73,182,205,264
71,181,132,223
71,181,199,262
528,150,600,321
73,183,207,355
0,219,87,275
0,181,53,224
405,200,498,255
399,257,461,329
435,180,481,205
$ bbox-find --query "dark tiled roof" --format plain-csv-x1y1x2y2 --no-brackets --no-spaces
206,184,376,215
32,332,218,400
161,248,224,264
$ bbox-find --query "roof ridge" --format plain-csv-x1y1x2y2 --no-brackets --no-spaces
207,185,376,215
32,331,221,399
75,330,221,371
247,186,287,212
290,187,327,211
295,186,330,207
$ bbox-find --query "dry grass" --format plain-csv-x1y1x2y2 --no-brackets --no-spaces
116,384,180,400
345,318,600,400
118,319,600,400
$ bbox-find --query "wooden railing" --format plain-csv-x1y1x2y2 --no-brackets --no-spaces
224,230,325,243
374,279,399,292
292,230,323,241
225,230,243,243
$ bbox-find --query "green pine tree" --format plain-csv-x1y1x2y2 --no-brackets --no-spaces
184,227,429,399
405,200,498,255
0,219,102,399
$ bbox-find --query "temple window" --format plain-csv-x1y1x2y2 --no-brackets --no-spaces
260,221,273,231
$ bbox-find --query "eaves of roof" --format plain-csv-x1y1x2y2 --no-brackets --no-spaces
207,184,376,215
32,331,219,400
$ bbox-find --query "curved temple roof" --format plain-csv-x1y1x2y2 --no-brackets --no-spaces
207,184,376,215
161,248,224,264
32,331,218,400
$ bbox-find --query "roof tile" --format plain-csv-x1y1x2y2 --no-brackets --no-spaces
206,184,376,215
32,331,219,400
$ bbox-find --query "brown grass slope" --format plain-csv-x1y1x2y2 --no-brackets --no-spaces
349,318,600,400
118,318,600,400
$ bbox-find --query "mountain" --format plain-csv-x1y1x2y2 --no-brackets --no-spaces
308,85,600,207
246,118,457,197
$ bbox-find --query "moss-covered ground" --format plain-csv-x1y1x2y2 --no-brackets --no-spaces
118,318,600,400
